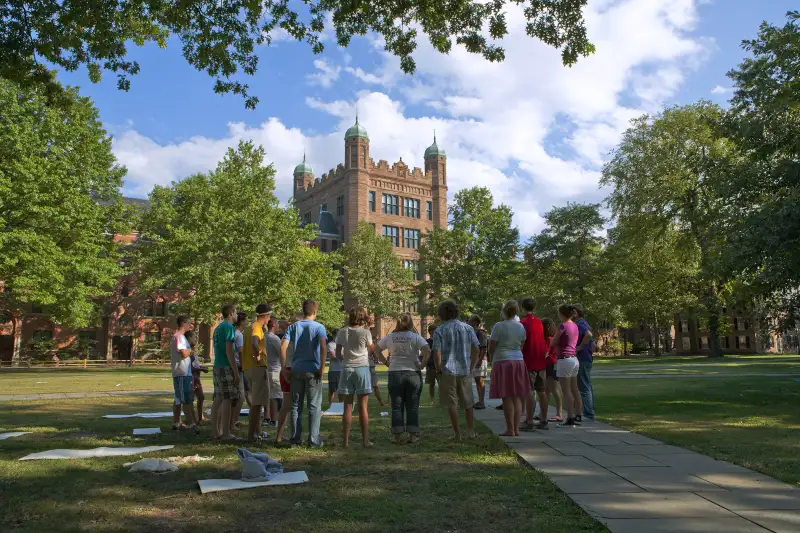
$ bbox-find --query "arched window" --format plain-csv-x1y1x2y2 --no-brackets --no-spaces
361,146,367,168
349,146,358,168
144,297,154,317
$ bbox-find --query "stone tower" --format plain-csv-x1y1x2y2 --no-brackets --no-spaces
343,116,371,241
424,132,448,228
293,152,314,197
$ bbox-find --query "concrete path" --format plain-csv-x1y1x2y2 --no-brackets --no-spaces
0,390,171,401
474,402,800,533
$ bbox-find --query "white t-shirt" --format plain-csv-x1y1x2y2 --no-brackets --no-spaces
265,332,282,372
170,332,191,377
335,327,372,368
328,341,342,371
234,330,244,368
490,319,526,362
377,331,429,372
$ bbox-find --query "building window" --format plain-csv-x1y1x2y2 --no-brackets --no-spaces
681,337,690,351
744,319,749,330
361,146,367,169
402,299,418,314
369,191,376,212
320,239,328,252
426,201,432,220
746,335,751,349
404,229,420,249
79,331,97,342
722,307,727,314
33,330,53,341
700,336,708,350
403,259,418,278
144,297,155,317
320,203,328,213
736,336,742,349
337,196,344,216
403,198,420,218
382,194,399,215
31,304,44,314
121,284,131,298
382,225,399,246
303,212,311,224
155,300,166,317
144,330,162,344
350,146,358,168
331,240,339,251
680,320,688,333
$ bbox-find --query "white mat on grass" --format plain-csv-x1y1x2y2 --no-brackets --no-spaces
20,445,174,461
133,428,161,436
104,412,173,419
198,471,309,494
0,432,30,440
322,402,344,417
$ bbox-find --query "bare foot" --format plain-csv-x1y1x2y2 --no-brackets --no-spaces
363,441,373,448
467,431,477,439
448,434,462,441
499,431,515,437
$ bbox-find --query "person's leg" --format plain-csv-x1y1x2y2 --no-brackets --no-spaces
559,375,574,421
428,371,436,403
536,373,549,429
501,396,515,435
247,404,261,440
447,407,461,439
407,372,421,441
307,374,323,447
524,388,535,425
512,396,523,436
172,403,182,427
270,398,278,423
547,377,563,420
388,372,403,442
275,392,291,443
570,375,582,421
341,394,354,448
372,371,385,406
196,383,206,422
219,399,233,438
290,374,305,444
475,376,485,407
358,393,370,447
460,376,476,438
578,360,595,419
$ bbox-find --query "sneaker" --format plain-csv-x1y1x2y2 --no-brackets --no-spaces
558,418,576,427
519,422,536,432
533,415,541,421
495,405,504,411
575,415,582,423
187,424,198,435
172,424,186,431
409,434,420,444
536,421,549,430
473,402,486,410
267,420,277,427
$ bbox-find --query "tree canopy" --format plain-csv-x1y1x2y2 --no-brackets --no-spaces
0,78,126,328
339,221,414,319
135,141,343,326
0,0,593,108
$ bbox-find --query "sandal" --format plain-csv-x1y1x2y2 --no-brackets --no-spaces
548,415,563,423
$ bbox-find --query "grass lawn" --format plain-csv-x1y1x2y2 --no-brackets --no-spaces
596,375,800,486
594,353,800,367
597,362,800,375
0,396,606,533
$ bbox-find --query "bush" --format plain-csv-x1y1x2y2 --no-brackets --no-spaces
599,337,624,357
631,339,651,354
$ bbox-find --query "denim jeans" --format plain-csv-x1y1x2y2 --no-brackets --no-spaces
577,359,595,419
290,371,324,446
388,371,422,434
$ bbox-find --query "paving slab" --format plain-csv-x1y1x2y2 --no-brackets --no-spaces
523,456,611,477
593,444,696,455
607,466,727,492
570,433,627,446
550,472,644,494
645,453,752,474
694,472,797,491
506,441,565,463
600,517,771,533
737,510,800,533
614,433,665,445
583,453,667,468
696,489,800,511
542,441,602,456
571,492,737,519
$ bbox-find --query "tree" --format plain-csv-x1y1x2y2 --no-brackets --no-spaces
420,186,519,324
723,11,800,329
135,141,343,327
524,202,611,323
0,0,594,109
339,222,413,319
602,219,700,355
600,102,747,357
0,78,125,335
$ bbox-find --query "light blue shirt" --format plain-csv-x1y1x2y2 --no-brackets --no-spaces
284,319,327,373
433,320,479,377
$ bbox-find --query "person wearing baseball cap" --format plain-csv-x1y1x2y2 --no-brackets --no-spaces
242,303,273,441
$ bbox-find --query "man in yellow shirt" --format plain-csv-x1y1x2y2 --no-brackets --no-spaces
242,303,272,441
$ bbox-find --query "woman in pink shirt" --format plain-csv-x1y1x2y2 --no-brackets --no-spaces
550,304,582,427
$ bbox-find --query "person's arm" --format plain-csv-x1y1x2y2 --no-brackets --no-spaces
487,339,497,361
470,344,480,373
550,327,562,348
252,333,261,362
318,337,328,379
226,340,238,383
418,340,431,369
578,329,593,350
280,338,290,379
433,349,442,371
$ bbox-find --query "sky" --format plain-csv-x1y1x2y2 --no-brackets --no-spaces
56,0,797,237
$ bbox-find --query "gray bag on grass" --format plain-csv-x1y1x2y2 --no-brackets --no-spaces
236,448,283,482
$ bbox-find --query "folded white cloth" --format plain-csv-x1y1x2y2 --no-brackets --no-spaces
0,432,30,440
198,472,309,494
104,412,173,419
133,428,161,435
167,455,214,465
20,445,174,461
124,458,178,473
237,448,283,482
322,403,345,416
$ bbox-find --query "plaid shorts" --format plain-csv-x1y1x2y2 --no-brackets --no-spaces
213,366,237,400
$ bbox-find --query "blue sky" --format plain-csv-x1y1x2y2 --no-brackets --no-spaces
55,0,797,235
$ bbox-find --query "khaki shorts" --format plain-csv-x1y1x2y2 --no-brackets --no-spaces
268,370,283,400
246,366,270,405
425,368,438,385
439,374,474,409
529,370,546,393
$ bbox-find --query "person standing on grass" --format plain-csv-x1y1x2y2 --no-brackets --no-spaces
376,313,431,444
264,317,283,427
488,300,529,437
573,304,595,422
326,328,341,406
211,304,242,441
170,315,197,433
242,304,272,442
469,315,489,410
425,324,439,403
542,318,564,423
336,306,375,449
230,312,249,431
275,313,302,444
519,298,548,431
366,316,386,407
281,300,328,448
551,304,581,427
433,300,480,440
186,330,208,423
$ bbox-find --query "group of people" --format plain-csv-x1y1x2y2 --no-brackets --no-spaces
167,296,595,445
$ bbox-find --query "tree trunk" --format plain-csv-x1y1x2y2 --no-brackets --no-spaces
622,328,628,356
654,314,661,356
707,285,723,358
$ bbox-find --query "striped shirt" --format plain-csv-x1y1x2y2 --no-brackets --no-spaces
433,320,479,376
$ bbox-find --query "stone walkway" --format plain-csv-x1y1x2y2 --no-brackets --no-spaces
474,402,800,533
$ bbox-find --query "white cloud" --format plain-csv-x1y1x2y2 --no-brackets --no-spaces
307,59,341,88
115,0,713,238
711,85,731,94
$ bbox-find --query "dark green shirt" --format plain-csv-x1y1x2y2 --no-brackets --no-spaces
213,321,236,368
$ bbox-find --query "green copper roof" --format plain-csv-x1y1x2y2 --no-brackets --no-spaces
424,132,446,159
344,116,369,140
293,152,313,175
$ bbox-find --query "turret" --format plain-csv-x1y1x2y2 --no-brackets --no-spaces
293,152,314,193
344,115,369,170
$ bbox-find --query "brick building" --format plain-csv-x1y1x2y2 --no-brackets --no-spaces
293,118,449,335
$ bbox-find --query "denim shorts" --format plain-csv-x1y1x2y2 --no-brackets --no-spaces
337,366,372,396
173,375,194,405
